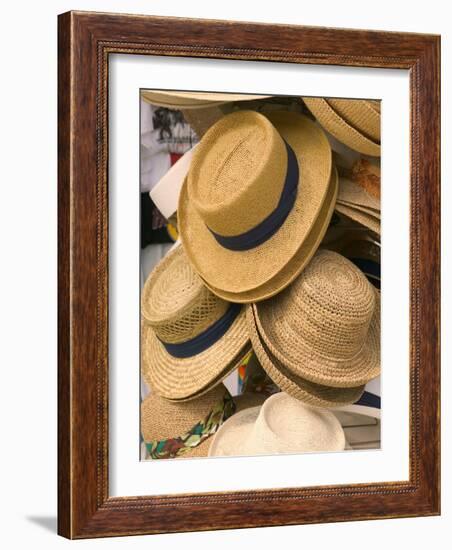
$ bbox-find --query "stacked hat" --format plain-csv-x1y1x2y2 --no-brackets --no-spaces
141,90,270,110
178,109,337,303
141,383,266,459
246,249,380,408
303,98,380,157
209,392,347,457
335,176,380,235
326,233,380,289
141,245,251,401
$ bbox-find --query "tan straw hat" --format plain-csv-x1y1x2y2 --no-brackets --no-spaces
141,384,233,459
251,249,380,388
209,392,346,457
246,305,366,408
303,98,380,157
337,177,380,213
141,245,250,400
141,90,269,109
200,166,339,303
335,203,380,235
178,110,333,301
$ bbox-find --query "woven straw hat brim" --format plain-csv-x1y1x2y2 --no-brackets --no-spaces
209,393,346,457
200,166,338,303
251,288,380,388
326,99,381,142
179,112,332,295
141,90,270,109
141,309,250,400
337,200,381,219
335,203,380,235
162,346,253,403
246,306,365,407
338,177,380,212
303,98,381,157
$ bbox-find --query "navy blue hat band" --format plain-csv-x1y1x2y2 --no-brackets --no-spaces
159,303,242,359
207,140,299,251
355,391,381,409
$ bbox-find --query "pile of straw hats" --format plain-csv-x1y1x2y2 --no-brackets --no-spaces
140,92,381,459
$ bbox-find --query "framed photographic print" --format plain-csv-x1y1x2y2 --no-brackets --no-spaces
58,11,440,538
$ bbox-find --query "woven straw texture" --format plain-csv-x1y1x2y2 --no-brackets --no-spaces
338,177,380,212
303,98,380,157
201,167,338,303
141,90,269,109
141,246,250,400
335,203,380,235
252,250,380,388
209,392,346,457
178,110,332,296
327,99,381,142
141,384,228,458
246,305,365,407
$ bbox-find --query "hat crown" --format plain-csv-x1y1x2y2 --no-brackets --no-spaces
286,250,376,360
247,393,345,453
142,247,229,344
141,384,227,441
187,111,289,237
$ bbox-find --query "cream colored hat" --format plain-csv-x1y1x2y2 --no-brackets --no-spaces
141,245,250,400
303,98,380,157
141,90,270,109
178,110,334,302
250,249,380,388
209,392,346,457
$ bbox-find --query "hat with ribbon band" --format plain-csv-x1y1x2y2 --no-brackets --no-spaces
141,245,251,401
141,385,267,459
178,110,334,301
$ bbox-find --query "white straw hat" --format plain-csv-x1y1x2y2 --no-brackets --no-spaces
178,110,334,301
209,392,346,457
141,245,250,400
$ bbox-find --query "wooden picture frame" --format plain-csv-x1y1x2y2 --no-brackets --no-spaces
58,11,440,539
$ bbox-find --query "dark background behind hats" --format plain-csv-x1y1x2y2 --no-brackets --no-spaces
1,0,449,548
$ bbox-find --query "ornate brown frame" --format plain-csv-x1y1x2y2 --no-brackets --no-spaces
58,11,440,539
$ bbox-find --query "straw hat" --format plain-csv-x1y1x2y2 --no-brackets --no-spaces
338,177,380,213
209,392,346,457
303,98,380,157
246,305,366,407
178,110,333,301
200,166,338,303
141,90,269,109
335,203,380,235
250,249,380,388
141,245,250,400
141,384,231,459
